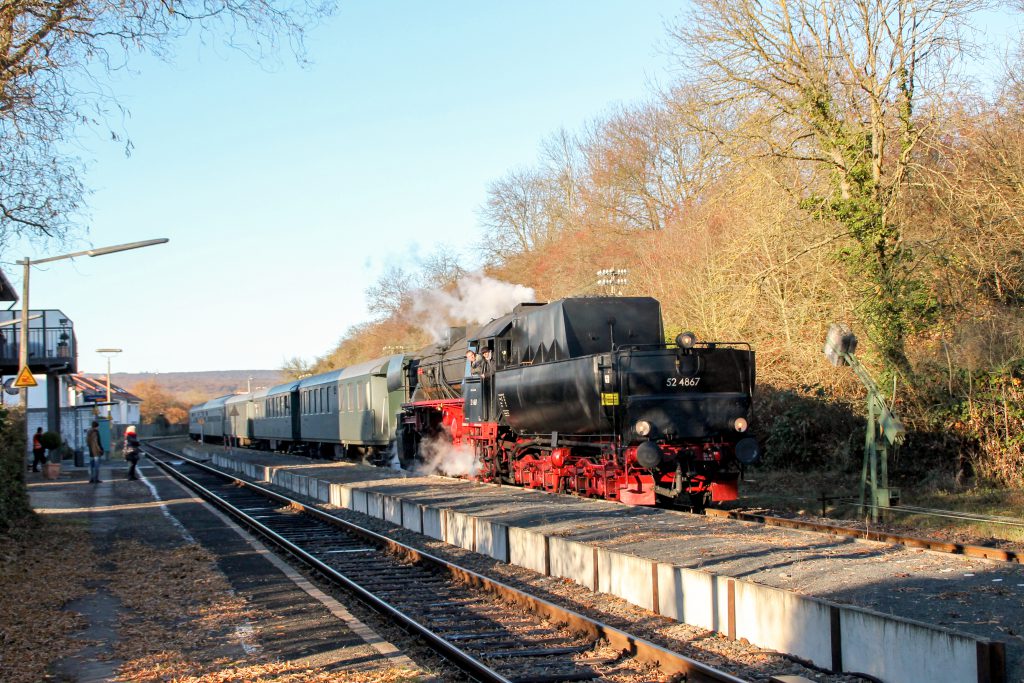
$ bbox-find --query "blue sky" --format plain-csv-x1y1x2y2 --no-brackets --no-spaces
3,1,1018,376
3,1,683,375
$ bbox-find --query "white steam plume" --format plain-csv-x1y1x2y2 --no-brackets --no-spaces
413,435,479,478
409,272,535,342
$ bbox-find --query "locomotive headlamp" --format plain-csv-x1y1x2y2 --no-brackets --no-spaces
635,420,652,437
733,417,748,433
676,331,697,349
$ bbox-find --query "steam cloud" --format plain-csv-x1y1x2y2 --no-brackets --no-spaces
409,272,535,342
413,435,480,478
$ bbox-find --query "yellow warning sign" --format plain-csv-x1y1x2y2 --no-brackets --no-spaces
13,366,37,388
600,392,620,406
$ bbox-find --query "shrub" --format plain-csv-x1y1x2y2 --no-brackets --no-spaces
40,431,61,450
0,408,32,534
754,384,862,471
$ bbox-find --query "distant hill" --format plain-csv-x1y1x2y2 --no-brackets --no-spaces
94,370,284,404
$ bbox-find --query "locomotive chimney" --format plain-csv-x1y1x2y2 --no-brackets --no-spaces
443,326,466,350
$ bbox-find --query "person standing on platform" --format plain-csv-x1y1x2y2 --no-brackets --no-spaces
123,425,140,480
86,421,104,483
31,427,45,472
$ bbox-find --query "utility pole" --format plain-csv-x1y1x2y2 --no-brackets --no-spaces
96,348,122,419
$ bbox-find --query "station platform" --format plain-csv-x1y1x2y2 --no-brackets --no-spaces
24,456,420,682
178,439,1020,683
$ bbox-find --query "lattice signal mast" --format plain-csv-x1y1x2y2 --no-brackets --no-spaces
824,324,906,522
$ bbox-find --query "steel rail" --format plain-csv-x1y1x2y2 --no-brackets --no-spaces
886,504,1024,528
144,441,749,683
144,445,513,683
704,507,1021,564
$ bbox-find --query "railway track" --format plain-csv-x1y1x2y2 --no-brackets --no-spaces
705,507,1021,564
143,442,749,683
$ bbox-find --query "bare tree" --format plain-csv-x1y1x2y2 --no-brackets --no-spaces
672,0,985,377
0,0,334,242
582,93,727,233
280,355,312,379
419,245,466,289
479,167,554,262
365,264,417,317
539,127,584,236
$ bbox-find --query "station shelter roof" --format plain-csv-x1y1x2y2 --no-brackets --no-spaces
69,374,142,404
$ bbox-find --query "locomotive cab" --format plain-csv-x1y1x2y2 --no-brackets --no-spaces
465,313,515,424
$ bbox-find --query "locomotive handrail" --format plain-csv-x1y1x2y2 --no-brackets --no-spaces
412,357,462,401
616,341,753,351
613,341,756,405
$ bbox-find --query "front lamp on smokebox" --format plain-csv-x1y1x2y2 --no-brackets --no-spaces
676,331,697,349
634,419,652,437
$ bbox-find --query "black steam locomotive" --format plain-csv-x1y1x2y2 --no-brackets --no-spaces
398,296,760,508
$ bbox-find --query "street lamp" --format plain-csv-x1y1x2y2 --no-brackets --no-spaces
96,348,123,418
17,238,169,407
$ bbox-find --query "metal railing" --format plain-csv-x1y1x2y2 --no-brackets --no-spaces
0,328,76,367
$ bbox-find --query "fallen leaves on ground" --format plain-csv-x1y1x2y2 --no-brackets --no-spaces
0,518,96,683
105,540,424,682
1,522,424,683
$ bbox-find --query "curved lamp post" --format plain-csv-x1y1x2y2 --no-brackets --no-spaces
17,238,169,407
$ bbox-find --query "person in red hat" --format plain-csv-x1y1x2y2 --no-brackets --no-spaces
123,425,141,480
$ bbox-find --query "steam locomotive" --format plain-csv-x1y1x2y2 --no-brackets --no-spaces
189,296,760,508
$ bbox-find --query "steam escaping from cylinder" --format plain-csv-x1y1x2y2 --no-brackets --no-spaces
413,435,480,478
409,272,535,342
385,441,402,471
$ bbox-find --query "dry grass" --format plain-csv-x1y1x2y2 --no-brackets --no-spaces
739,468,1024,546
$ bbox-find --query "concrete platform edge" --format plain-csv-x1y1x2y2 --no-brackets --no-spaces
209,450,1004,683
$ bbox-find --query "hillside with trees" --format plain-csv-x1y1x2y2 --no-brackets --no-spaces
315,1,1024,491
101,371,282,425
